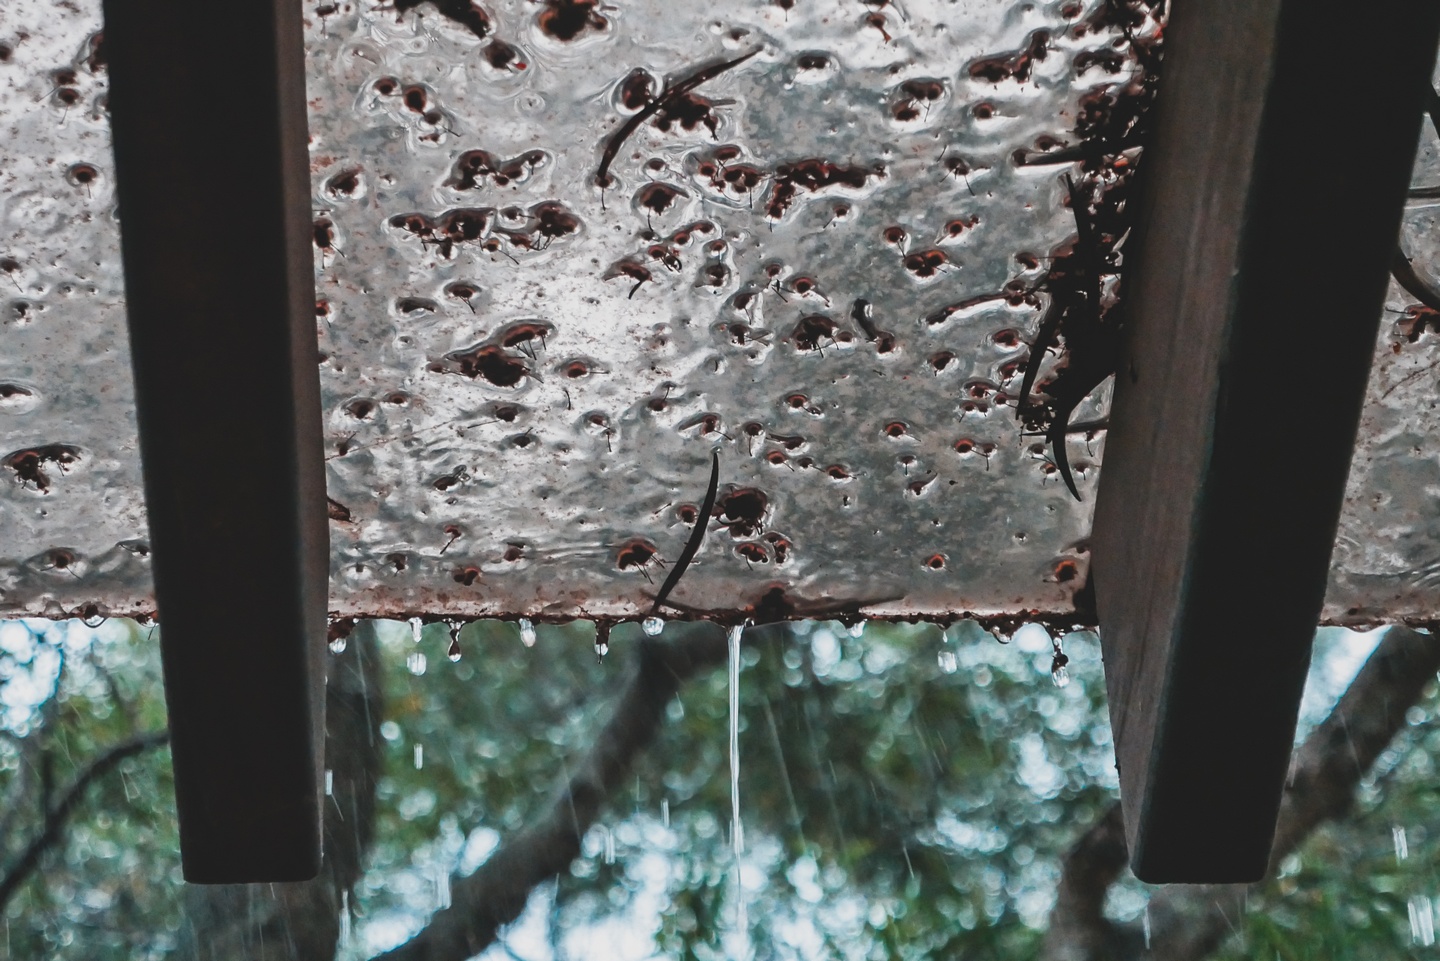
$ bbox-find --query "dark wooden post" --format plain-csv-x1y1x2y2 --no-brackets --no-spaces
101,0,329,881
1091,0,1440,881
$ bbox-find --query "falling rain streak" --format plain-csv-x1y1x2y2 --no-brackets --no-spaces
1412,895,1436,946
729,622,747,942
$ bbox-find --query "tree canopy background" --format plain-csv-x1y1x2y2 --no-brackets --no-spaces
1,615,1437,960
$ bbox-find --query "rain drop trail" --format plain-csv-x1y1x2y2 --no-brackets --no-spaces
728,622,747,940
1395,825,1410,862
1412,895,1436,945
414,743,424,770
518,617,537,647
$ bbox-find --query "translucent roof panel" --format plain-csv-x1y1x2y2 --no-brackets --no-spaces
0,0,1435,625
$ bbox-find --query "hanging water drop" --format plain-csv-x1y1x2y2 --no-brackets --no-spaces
518,617,537,647
938,623,958,673
595,622,611,660
992,627,1010,644
414,743,424,769
329,635,348,654
409,616,424,643
407,651,428,675
82,611,106,629
1050,636,1070,688
846,619,867,638
447,637,462,661
642,615,664,636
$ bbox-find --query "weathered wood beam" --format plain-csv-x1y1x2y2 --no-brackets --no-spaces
1091,0,1440,882
101,0,329,881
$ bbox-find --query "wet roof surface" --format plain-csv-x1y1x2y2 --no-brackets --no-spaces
1,0,1437,625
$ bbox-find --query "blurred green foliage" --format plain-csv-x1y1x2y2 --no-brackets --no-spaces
0,616,1434,960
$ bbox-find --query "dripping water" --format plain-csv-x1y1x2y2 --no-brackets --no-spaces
728,622,747,939
642,615,664,636
1050,635,1070,688
518,617,537,647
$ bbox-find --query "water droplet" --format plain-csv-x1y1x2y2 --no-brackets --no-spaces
1395,825,1410,862
329,635,348,654
413,743,424,770
435,864,451,909
642,615,664,636
846,620,867,638
517,618,537,647
82,612,106,628
447,637,462,661
937,650,958,674
1050,637,1070,687
1412,895,1436,945
325,768,334,796
409,616,424,643
992,628,1011,644
661,798,670,827
595,622,611,659
407,651,427,675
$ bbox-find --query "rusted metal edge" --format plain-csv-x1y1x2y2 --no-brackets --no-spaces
101,0,328,882
1091,0,1440,882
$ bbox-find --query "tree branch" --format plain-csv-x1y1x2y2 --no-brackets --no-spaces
1044,626,1440,961
373,622,736,961
0,728,170,911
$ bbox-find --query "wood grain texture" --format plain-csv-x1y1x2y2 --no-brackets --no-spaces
101,0,328,881
1091,0,1440,882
